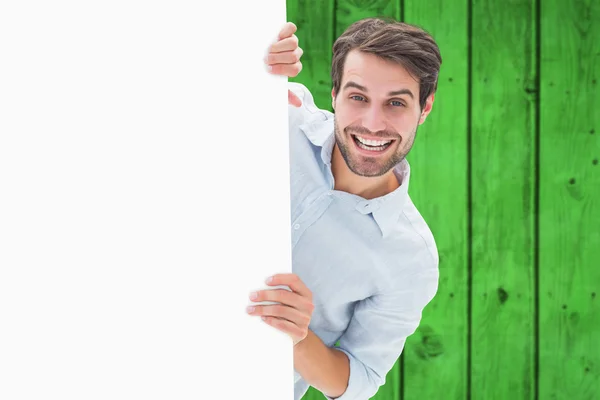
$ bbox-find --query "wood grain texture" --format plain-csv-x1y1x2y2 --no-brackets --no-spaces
401,0,469,398
335,0,401,38
287,0,335,111
286,0,600,398
470,0,537,398
539,0,600,398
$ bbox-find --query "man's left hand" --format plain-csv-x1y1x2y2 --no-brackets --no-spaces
247,273,315,345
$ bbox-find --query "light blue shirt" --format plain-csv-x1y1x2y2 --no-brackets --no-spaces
288,83,440,400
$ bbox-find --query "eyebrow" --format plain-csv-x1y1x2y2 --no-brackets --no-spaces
343,81,414,99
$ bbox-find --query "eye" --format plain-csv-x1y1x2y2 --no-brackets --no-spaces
390,100,405,107
350,95,366,102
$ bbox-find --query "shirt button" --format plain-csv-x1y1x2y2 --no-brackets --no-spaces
294,224,300,230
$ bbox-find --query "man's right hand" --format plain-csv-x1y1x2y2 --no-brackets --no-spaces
265,22,303,107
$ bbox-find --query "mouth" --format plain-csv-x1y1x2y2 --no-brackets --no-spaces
351,134,395,154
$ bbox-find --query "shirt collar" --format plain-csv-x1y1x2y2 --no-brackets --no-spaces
299,114,410,238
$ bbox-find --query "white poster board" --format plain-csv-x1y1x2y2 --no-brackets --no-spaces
0,1,293,399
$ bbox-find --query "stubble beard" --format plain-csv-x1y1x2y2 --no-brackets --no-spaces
334,118,416,178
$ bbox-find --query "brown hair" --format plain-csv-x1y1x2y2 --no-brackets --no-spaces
331,17,442,109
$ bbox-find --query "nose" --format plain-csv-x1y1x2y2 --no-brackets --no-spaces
361,106,387,133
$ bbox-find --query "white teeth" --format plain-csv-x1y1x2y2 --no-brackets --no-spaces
356,136,392,146
356,141,386,151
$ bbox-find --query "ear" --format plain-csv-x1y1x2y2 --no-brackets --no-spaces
418,93,435,125
331,88,336,110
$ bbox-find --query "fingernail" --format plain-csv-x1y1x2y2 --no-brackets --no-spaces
249,292,258,300
266,276,273,284
246,306,255,313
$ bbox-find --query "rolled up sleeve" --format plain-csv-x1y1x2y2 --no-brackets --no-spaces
325,262,439,400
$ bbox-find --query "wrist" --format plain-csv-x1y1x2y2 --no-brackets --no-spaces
293,329,350,398
293,330,312,359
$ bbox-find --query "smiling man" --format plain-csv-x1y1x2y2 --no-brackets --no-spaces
248,18,443,400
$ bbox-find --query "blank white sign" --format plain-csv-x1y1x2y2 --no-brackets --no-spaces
0,1,293,399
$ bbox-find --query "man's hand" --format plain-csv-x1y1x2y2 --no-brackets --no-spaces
247,273,314,345
265,22,303,107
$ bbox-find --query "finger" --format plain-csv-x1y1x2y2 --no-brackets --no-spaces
268,61,303,78
261,316,304,339
269,35,299,53
247,304,310,326
278,22,297,40
266,273,312,299
288,90,302,107
265,47,303,65
250,288,313,312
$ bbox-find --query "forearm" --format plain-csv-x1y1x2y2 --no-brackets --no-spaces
294,330,350,398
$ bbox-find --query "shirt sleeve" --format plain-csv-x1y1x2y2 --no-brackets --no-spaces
325,255,439,400
287,82,330,122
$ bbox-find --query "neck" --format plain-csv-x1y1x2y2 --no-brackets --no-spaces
331,143,401,200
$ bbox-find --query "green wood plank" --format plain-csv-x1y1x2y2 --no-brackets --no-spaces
335,0,401,39
401,0,469,398
334,3,402,400
470,0,537,399
287,0,335,112
539,0,600,398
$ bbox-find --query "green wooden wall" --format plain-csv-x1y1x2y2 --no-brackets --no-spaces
287,0,600,399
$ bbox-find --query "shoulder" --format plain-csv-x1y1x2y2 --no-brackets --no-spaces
288,83,325,115
400,195,439,270
288,82,334,146
380,197,439,298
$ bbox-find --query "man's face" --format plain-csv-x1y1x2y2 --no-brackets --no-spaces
332,50,433,177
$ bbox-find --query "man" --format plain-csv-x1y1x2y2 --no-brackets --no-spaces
246,18,442,400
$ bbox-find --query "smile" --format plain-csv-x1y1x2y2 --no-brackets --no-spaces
351,134,394,153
